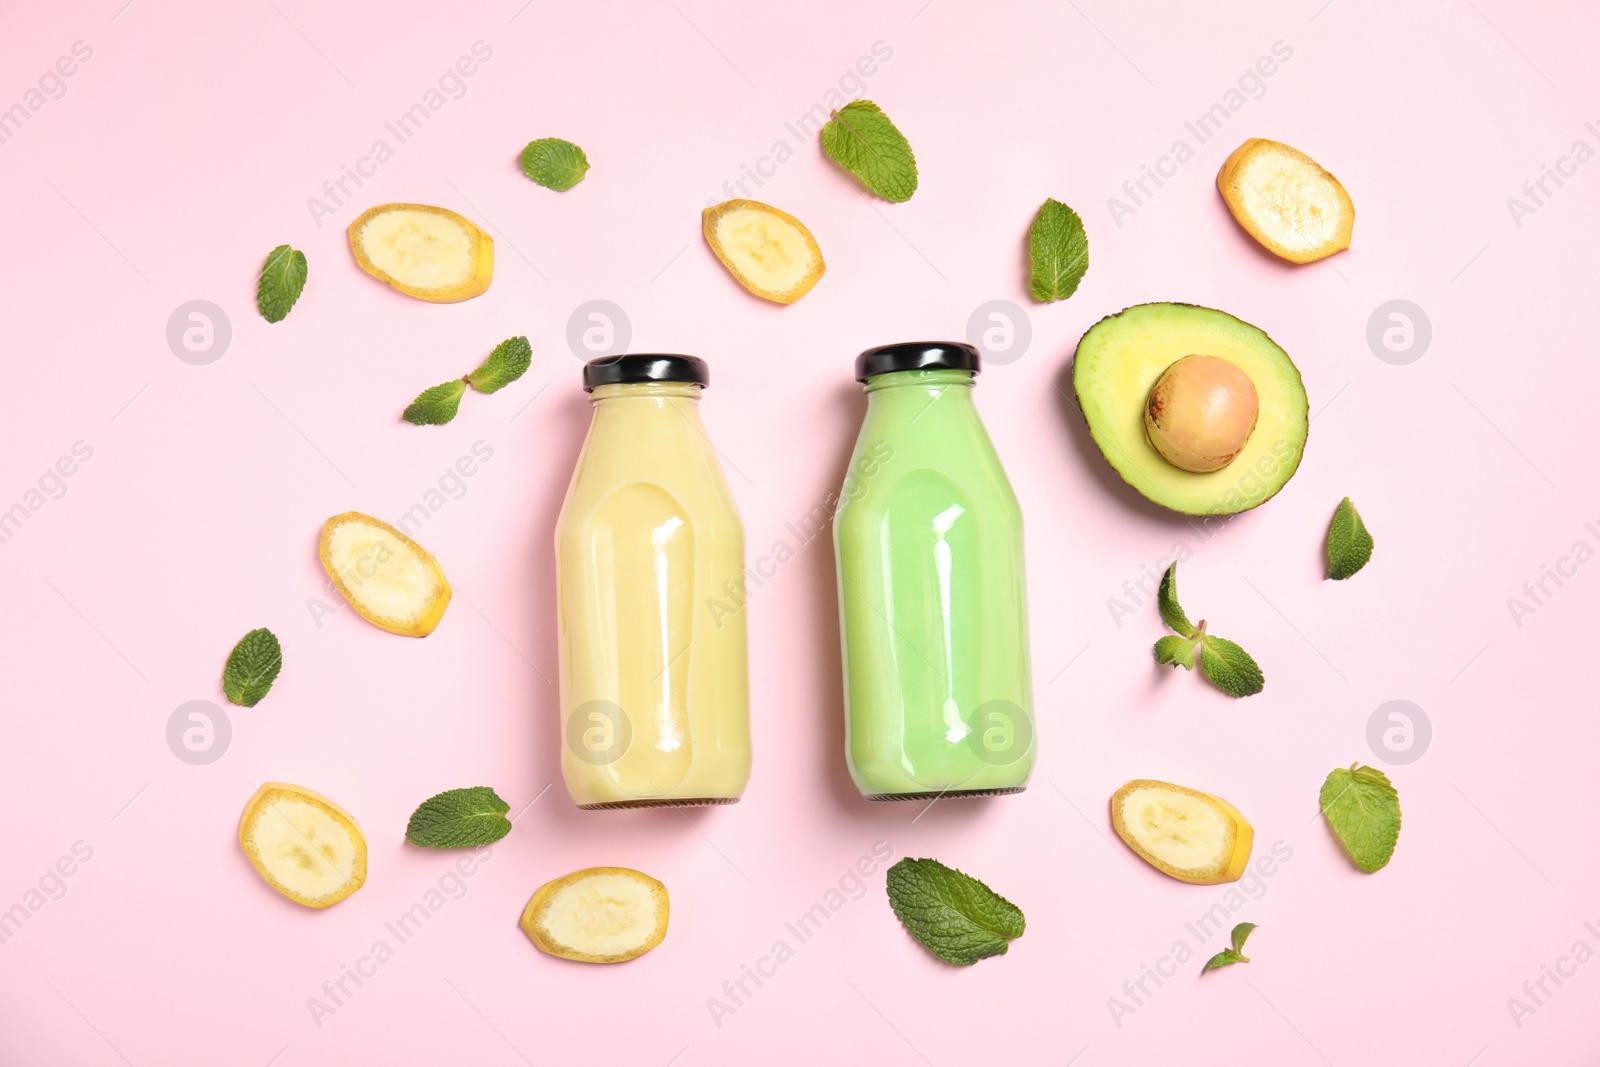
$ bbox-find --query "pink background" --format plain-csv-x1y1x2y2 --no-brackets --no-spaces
2,0,1597,1063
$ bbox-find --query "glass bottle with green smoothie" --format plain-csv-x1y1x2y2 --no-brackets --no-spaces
833,342,1035,800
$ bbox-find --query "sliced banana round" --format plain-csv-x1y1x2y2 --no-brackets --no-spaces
519,867,669,964
1110,779,1253,885
702,199,825,304
1217,138,1353,264
319,512,451,637
347,203,494,302
238,783,367,909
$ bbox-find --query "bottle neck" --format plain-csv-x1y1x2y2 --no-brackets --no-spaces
590,382,704,405
862,369,977,415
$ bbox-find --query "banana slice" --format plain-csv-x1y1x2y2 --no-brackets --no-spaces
519,867,669,964
238,783,366,908
319,512,451,637
1110,779,1253,885
347,203,494,302
1217,138,1353,264
702,199,825,304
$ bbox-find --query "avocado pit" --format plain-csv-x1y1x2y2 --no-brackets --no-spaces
1144,354,1259,473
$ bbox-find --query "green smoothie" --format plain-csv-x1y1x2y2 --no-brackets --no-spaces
833,345,1035,799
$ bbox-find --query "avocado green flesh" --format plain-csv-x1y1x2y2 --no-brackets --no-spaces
1073,302,1308,516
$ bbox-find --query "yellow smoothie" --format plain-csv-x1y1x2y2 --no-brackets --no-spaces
555,358,751,808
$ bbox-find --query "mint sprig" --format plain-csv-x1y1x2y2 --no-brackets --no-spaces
402,336,533,425
1201,922,1257,974
256,244,307,323
1319,764,1401,872
1153,563,1264,697
403,380,466,426
223,628,283,707
820,100,918,203
466,336,532,394
520,138,590,191
405,786,513,848
1027,199,1089,303
1327,496,1374,580
885,857,1024,965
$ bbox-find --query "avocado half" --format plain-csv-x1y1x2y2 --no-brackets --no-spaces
1072,302,1307,516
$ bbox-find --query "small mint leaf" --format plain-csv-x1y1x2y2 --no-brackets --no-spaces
820,100,918,203
257,245,307,323
1319,764,1401,872
1027,198,1089,303
1327,496,1374,580
885,857,1024,965
223,628,282,707
520,138,590,191
1157,562,1196,637
1198,634,1265,697
403,380,466,426
466,336,532,394
405,786,512,848
1201,948,1247,974
1154,634,1199,670
1230,921,1257,954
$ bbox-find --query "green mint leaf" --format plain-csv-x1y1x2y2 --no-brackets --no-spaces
1027,198,1089,303
1157,563,1196,637
1320,764,1401,872
820,100,918,203
256,244,307,323
1198,634,1265,697
223,628,283,707
403,380,466,426
520,138,590,191
466,336,533,394
1230,921,1257,954
1327,496,1374,580
1154,634,1199,670
885,857,1024,965
1201,948,1248,974
405,786,512,848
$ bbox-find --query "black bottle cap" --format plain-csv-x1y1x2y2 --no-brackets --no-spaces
583,354,710,392
854,341,981,383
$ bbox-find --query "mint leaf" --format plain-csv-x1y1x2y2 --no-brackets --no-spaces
223,628,282,707
466,336,532,394
1230,921,1257,954
257,244,307,323
885,857,1024,965
820,100,918,203
1199,634,1265,697
1027,198,1089,303
520,138,590,191
1157,563,1196,637
405,786,512,848
403,380,466,426
1327,496,1374,580
1154,634,1198,670
1201,947,1248,974
1319,764,1401,872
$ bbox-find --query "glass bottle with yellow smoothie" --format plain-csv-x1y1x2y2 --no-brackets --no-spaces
833,342,1035,800
555,355,751,808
